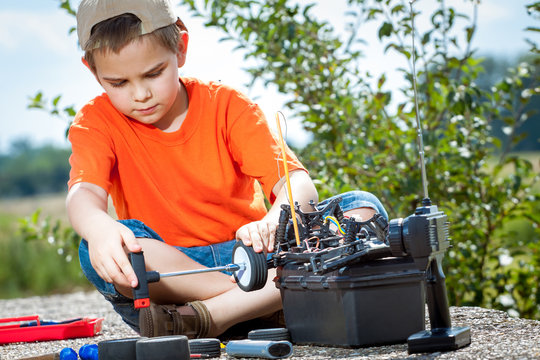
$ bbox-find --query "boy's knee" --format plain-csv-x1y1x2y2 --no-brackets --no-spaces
336,190,388,220
343,206,377,222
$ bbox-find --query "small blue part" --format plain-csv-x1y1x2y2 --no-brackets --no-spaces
59,347,78,360
79,344,99,360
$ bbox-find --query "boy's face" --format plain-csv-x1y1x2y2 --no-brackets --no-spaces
91,36,186,131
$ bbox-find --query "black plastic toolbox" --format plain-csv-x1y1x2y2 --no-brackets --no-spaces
275,256,426,347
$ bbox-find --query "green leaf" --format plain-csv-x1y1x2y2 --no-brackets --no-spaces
378,22,393,40
52,95,61,107
64,107,77,117
59,0,76,16
391,4,405,15
27,92,45,109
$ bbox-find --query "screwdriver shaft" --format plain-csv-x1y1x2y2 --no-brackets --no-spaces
159,263,243,278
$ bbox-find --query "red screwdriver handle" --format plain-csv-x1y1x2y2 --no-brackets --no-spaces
129,251,153,309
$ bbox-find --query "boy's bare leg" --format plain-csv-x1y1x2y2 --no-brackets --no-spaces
203,268,281,336
115,237,281,337
344,207,376,221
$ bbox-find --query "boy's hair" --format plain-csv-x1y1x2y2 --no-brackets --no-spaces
83,14,186,73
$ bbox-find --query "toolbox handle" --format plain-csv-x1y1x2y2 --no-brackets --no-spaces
0,316,40,325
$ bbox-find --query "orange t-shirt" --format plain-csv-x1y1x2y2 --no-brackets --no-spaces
68,77,306,247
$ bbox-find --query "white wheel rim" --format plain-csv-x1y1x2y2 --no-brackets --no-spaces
233,246,251,288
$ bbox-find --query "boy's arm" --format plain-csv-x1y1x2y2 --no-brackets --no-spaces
236,170,318,253
66,182,141,288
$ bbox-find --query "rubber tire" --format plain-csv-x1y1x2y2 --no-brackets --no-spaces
98,337,142,360
248,328,291,341
136,335,190,360
232,241,267,292
188,338,221,357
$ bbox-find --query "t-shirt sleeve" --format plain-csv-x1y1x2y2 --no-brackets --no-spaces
67,102,116,192
225,91,307,202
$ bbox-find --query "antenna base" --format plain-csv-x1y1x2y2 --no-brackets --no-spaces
408,326,471,353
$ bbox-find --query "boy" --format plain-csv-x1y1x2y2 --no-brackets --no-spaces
69,0,387,339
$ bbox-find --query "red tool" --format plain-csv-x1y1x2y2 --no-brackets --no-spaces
0,315,103,344
130,241,267,309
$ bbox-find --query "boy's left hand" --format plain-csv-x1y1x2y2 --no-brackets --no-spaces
236,219,277,253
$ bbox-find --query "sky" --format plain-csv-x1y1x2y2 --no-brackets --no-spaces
0,0,537,153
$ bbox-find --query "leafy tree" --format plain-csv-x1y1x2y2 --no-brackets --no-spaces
29,0,540,319
476,53,540,152
0,139,71,198
180,0,540,318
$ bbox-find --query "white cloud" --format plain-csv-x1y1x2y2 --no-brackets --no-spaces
477,1,513,24
0,10,75,54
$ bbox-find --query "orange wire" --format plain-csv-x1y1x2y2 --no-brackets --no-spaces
275,113,301,247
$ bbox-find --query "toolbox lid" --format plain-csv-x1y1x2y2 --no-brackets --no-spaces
277,257,425,290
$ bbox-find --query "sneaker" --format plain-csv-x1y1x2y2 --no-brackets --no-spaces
139,301,212,339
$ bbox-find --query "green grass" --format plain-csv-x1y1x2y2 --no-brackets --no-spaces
0,194,92,299
0,192,68,221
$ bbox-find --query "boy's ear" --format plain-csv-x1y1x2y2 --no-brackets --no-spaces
81,56,91,70
81,56,102,85
176,31,189,68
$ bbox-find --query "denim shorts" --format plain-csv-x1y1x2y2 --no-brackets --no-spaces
78,190,387,332
78,227,238,332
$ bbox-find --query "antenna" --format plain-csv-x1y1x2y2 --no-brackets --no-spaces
409,0,431,206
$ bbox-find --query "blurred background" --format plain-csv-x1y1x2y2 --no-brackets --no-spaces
0,0,538,319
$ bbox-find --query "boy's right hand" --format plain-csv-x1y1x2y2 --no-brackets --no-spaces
87,220,142,289
66,182,142,289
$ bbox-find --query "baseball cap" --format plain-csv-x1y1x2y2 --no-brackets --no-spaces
77,0,177,49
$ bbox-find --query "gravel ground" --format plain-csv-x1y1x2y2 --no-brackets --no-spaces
1,291,539,359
